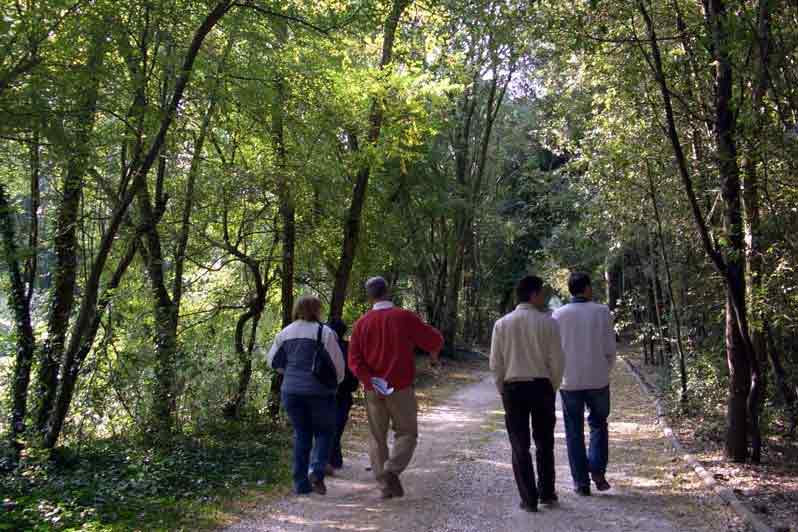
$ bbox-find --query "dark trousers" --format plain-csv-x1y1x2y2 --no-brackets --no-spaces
501,379,557,507
560,386,611,489
330,393,353,468
282,392,336,494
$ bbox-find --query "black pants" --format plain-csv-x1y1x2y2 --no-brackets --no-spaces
501,379,557,506
330,393,353,468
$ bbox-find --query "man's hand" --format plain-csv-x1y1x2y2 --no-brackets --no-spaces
429,352,442,376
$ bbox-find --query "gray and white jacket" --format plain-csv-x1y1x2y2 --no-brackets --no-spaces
552,301,617,391
267,320,345,396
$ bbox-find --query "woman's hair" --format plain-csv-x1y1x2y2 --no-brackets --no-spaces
292,294,322,322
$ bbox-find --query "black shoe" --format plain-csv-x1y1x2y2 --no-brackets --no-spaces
540,493,559,506
309,472,327,495
575,486,591,496
519,501,539,513
384,472,404,498
592,473,611,492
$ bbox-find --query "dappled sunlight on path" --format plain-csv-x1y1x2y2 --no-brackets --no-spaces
224,357,738,531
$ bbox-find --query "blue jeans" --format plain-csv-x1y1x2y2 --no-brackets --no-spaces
560,386,611,489
282,392,336,494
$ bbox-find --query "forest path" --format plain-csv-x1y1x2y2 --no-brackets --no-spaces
224,351,739,532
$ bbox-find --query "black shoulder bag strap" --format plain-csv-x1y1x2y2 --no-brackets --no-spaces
316,322,324,347
312,322,337,389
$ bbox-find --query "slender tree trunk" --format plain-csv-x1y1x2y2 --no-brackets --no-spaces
25,128,40,304
328,0,412,319
765,324,797,405
725,290,751,460
265,17,293,330
224,311,259,418
647,169,689,402
444,69,507,351
267,17,292,419
646,227,666,365
218,226,273,418
1,185,37,440
35,29,108,432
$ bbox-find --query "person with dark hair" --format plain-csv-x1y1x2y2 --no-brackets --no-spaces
553,272,617,496
490,275,565,513
267,295,345,496
325,317,359,473
348,276,443,499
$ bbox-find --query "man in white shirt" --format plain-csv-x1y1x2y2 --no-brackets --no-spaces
490,275,565,513
552,272,617,496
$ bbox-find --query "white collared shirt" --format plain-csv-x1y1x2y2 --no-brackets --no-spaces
489,303,566,392
373,301,395,311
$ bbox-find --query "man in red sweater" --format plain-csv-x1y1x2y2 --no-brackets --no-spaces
348,276,443,499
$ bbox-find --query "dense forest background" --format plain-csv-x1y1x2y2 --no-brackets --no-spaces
1,0,797,528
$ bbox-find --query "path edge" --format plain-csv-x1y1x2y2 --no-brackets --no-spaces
620,356,777,532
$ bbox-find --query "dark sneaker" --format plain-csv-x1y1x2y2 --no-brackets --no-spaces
324,464,336,476
592,473,611,492
295,485,312,496
575,485,592,496
519,501,539,513
384,471,404,498
377,472,393,499
309,472,327,495
540,493,559,506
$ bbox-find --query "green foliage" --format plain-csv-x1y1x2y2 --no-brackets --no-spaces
0,425,290,531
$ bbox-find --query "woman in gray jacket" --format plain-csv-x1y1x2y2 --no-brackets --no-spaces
267,295,345,495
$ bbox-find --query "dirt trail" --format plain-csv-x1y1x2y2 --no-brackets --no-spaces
225,360,739,532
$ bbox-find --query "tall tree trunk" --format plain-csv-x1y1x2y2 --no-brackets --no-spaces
638,0,758,462
271,19,293,330
267,17,292,419
140,17,229,441
1,185,37,440
708,0,762,463
743,0,776,452
137,174,179,441
35,29,108,432
328,0,412,320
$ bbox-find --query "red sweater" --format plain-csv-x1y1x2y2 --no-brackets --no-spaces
348,304,443,392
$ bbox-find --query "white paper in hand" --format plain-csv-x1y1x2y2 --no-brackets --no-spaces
370,377,394,396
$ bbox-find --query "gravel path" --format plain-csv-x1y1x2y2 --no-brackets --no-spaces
225,365,738,532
